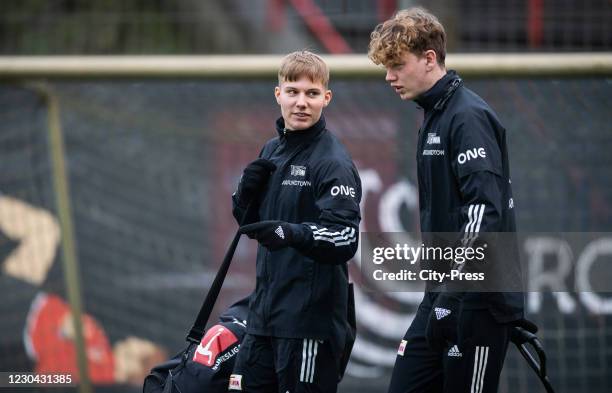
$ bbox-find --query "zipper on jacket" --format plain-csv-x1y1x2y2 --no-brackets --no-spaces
417,114,432,208
260,140,284,327
261,131,324,328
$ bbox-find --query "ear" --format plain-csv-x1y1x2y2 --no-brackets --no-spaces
324,89,332,107
424,50,438,70
274,86,281,104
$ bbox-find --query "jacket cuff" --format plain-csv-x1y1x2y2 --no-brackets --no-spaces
288,223,313,251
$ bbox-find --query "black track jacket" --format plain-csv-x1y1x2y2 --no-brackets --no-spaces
415,71,524,323
233,116,361,344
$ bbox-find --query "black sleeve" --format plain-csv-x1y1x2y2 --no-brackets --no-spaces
450,109,502,179
446,110,505,293
450,109,504,244
456,171,503,243
293,159,362,265
446,110,517,294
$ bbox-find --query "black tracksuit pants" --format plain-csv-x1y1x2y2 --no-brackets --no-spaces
388,297,511,393
230,334,339,393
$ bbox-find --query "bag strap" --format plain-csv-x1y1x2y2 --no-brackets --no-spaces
185,201,256,344
186,142,291,343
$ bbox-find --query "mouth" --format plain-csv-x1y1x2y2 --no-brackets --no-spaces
292,112,310,119
391,85,403,93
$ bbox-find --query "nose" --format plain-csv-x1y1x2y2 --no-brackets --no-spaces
295,92,307,108
385,68,396,82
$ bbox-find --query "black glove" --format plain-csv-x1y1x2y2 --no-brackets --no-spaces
239,220,305,251
425,293,462,351
510,318,539,345
512,318,538,334
236,158,276,207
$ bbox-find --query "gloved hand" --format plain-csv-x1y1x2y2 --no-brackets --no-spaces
510,318,539,345
236,158,277,207
425,293,462,351
239,220,304,251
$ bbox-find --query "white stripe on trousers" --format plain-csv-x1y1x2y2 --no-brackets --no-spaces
309,340,318,383
300,339,319,383
471,346,489,393
300,339,308,382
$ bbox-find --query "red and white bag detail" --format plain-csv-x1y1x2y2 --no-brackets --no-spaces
192,324,238,367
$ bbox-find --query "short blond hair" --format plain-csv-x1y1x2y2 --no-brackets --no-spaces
278,50,329,88
368,7,446,67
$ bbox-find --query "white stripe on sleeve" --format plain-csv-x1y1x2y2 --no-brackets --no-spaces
310,225,357,247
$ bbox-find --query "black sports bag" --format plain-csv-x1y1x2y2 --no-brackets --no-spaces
143,297,249,393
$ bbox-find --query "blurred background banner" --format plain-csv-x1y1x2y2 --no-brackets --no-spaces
0,1,611,393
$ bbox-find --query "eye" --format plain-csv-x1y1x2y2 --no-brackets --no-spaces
307,91,320,97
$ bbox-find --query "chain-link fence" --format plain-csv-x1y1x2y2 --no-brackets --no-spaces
0,69,611,392
1,0,610,54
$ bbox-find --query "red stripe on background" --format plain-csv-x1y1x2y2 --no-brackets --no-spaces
289,0,352,54
267,0,286,32
377,0,397,22
527,0,544,48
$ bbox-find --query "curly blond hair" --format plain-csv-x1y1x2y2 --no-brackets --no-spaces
278,50,329,88
368,7,446,67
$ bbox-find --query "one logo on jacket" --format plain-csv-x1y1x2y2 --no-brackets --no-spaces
457,147,486,165
193,325,239,368
290,165,306,177
331,185,356,198
426,133,441,145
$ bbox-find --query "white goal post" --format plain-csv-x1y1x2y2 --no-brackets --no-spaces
0,53,611,79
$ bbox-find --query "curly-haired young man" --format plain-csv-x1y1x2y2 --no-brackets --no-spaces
369,8,524,393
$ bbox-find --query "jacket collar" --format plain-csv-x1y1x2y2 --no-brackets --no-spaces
275,115,326,145
414,70,463,112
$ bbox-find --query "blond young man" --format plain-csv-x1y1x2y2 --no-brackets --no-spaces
229,51,361,393
369,8,523,393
